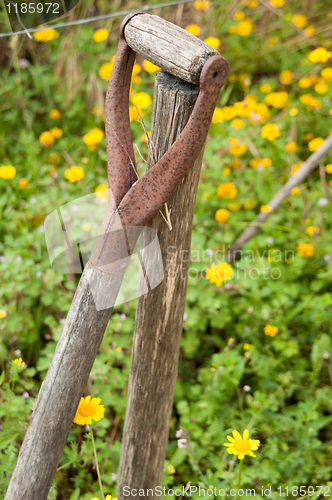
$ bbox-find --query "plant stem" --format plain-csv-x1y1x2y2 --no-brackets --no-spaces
90,424,104,500
5,379,15,424
236,460,243,500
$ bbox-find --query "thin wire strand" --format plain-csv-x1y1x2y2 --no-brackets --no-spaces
0,0,193,37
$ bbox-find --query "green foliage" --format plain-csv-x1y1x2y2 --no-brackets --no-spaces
1,0,332,497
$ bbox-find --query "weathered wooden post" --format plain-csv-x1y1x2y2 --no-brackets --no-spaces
117,72,202,496
5,13,228,500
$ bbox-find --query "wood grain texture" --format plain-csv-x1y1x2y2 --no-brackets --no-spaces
5,263,122,500
124,13,219,84
116,71,203,499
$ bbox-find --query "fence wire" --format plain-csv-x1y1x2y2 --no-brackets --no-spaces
0,0,194,37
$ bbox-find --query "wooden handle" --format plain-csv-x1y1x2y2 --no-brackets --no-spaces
123,13,220,85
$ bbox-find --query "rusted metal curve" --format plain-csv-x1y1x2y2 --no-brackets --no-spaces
105,30,137,207
90,18,228,272
117,54,229,227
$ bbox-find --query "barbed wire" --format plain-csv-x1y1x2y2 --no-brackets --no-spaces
0,0,194,37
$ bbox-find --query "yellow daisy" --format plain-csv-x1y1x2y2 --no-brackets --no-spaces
224,429,260,460
73,396,105,425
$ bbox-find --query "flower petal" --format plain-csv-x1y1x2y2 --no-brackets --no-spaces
243,429,249,440
227,435,235,443
232,430,242,441
248,451,256,457
238,453,245,460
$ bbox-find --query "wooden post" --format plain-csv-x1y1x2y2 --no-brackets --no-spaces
117,71,202,498
5,263,123,499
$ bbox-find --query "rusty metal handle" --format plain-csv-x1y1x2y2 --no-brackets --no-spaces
117,53,229,227
91,14,228,271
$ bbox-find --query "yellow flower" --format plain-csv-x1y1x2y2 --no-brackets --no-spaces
232,18,253,36
206,262,233,287
260,158,272,167
204,37,221,49
14,358,25,367
49,109,61,120
250,158,259,168
223,167,231,176
243,343,251,350
260,205,271,212
290,187,301,196
321,68,332,82
194,0,211,10
131,62,142,84
230,159,241,169
212,108,224,123
267,36,278,46
105,496,118,500
297,242,314,257
33,27,59,42
264,91,288,109
83,128,104,146
289,107,298,116
222,106,237,120
228,200,242,211
143,60,160,73
308,137,324,151
50,127,63,139
0,165,16,179
286,141,297,153
233,11,245,20
305,226,320,235
0,310,7,318
269,0,284,6
95,184,108,200
39,131,54,148
215,209,230,223
264,325,278,336
83,224,91,231
185,24,200,36
260,123,280,141
292,14,307,28
325,164,332,173
73,395,105,425
244,198,257,209
304,26,315,37
224,429,260,460
308,47,332,63
93,28,109,42
64,166,85,183
299,94,321,109
231,118,245,129
131,92,152,110
291,163,302,175
280,70,293,85
168,465,176,474
314,82,329,94
217,182,238,199
298,77,311,88
260,84,272,93
129,106,142,122
230,143,247,156
99,57,115,80
19,178,28,188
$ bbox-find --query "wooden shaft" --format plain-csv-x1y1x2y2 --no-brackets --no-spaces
116,72,203,499
123,13,219,85
5,263,123,500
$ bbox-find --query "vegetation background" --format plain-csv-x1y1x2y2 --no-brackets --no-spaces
0,0,332,498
